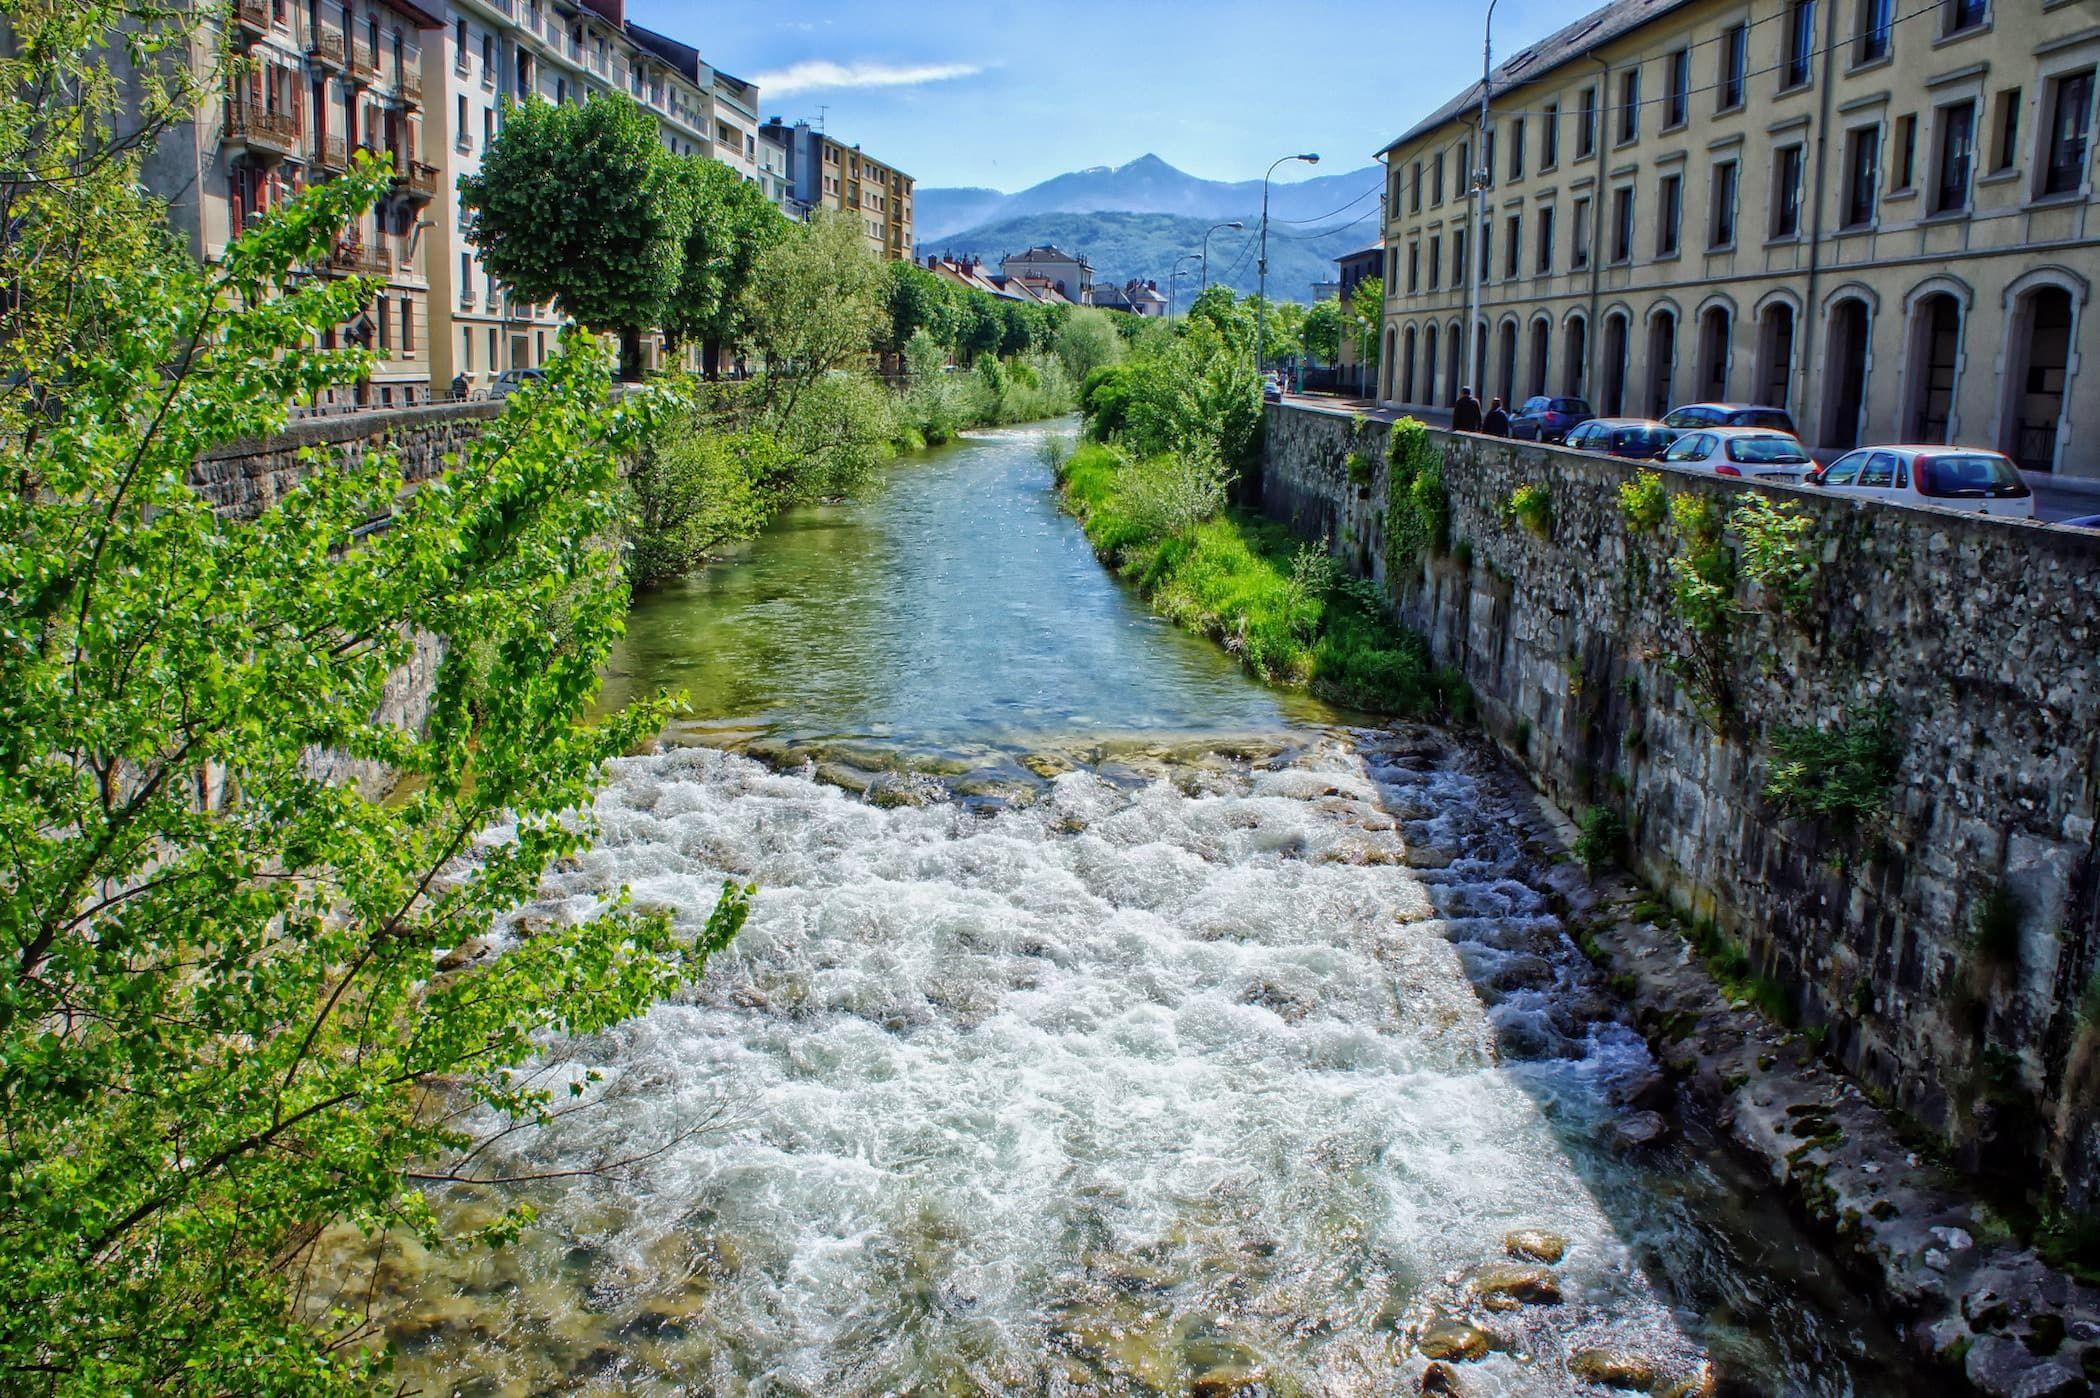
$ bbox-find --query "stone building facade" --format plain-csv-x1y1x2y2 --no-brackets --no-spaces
762,119,916,261
1376,0,2100,481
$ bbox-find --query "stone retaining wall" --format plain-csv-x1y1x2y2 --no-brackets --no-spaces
1264,402,2100,1204
191,400,501,517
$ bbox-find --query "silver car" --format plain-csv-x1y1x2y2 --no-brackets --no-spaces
1807,445,2035,519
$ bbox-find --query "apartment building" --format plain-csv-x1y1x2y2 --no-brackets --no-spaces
424,0,721,391
1377,0,2100,479
144,0,445,407
763,118,916,260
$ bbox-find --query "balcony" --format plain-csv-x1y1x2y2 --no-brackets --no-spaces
316,135,347,172
224,102,300,160
306,26,344,71
396,160,438,201
349,41,380,85
328,239,392,277
232,0,270,40
398,66,422,104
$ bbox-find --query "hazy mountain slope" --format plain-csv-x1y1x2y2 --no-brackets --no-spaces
914,154,1382,242
918,210,1375,306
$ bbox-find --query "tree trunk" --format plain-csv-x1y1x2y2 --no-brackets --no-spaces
619,328,644,382
702,335,723,382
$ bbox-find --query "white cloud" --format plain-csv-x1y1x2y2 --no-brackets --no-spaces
751,59,983,97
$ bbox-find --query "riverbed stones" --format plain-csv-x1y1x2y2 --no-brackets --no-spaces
1503,1229,1567,1265
1612,1109,1671,1151
1415,1314,1495,1362
1419,1360,1464,1394
1466,1261,1562,1310
1566,1346,1663,1390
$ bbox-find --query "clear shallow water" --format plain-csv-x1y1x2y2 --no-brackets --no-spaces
374,423,1920,1394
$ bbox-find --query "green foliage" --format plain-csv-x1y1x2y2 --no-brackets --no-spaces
1059,447,1461,716
1078,293,1262,476
1731,494,1821,621
1763,701,1902,827
664,156,787,362
1346,450,1372,485
1575,806,1628,873
1301,298,1344,366
1619,470,1668,532
0,20,754,1383
460,93,694,357
1500,482,1553,538
1383,418,1449,578
744,209,888,416
1053,306,1126,383
626,425,786,586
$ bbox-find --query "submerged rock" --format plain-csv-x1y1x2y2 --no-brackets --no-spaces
1613,1110,1671,1151
1567,1346,1663,1390
1416,1314,1495,1362
1420,1359,1464,1394
1503,1229,1568,1265
1467,1261,1563,1310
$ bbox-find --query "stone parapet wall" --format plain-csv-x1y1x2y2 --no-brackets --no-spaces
190,400,503,517
1264,402,2100,1203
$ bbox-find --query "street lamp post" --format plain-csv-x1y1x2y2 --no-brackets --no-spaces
1257,153,1319,380
1465,0,1500,412
1170,254,1202,320
1201,220,1244,292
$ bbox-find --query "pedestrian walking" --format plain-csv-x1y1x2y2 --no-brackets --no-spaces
1452,386,1483,434
1483,396,1511,437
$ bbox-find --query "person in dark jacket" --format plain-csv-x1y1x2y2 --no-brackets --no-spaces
1452,387,1483,433
1482,396,1511,437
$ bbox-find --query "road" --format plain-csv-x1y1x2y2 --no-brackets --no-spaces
1279,392,2100,524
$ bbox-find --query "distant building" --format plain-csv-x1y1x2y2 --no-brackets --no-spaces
1000,245,1093,305
1334,244,1383,393
761,117,914,260
1310,280,1341,302
1094,279,1167,317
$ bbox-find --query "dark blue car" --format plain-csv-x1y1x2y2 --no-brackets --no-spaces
1510,395,1593,444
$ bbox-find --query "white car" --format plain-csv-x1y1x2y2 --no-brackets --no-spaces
1660,427,1814,483
487,367,545,400
1807,445,2035,519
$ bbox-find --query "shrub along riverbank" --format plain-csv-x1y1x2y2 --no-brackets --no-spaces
1059,288,1465,717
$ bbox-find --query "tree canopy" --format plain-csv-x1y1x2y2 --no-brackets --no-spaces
664,156,787,369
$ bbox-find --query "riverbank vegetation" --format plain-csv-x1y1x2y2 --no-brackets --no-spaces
0,2,754,1387
1062,289,1465,716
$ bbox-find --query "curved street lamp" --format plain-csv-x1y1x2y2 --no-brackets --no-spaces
1257,153,1319,379
1201,220,1244,292
1170,253,1203,320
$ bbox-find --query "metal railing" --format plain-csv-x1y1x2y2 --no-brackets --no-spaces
327,240,392,277
224,102,299,155
316,135,347,171
398,66,422,103
233,0,270,33
349,41,380,82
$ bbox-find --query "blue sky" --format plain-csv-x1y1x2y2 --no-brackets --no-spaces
625,0,1591,190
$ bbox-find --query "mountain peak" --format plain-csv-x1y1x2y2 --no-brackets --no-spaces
1117,153,1179,175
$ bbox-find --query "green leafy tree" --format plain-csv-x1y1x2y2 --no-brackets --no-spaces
459,93,694,377
1053,306,1125,383
743,209,887,418
882,260,959,354
1302,298,1343,367
664,156,786,377
1346,275,1385,376
0,9,748,1387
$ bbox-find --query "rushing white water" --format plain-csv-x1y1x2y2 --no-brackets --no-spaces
381,736,1764,1394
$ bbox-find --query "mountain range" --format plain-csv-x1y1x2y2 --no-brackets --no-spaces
913,154,1383,305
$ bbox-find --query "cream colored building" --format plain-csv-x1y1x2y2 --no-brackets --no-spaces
1376,0,2099,479
144,0,445,408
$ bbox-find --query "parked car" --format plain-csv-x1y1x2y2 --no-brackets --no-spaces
1660,427,1814,483
1510,395,1593,443
1806,445,2035,519
1261,371,1283,403
488,367,545,401
1564,418,1677,461
1661,401,1799,436
2061,514,2100,529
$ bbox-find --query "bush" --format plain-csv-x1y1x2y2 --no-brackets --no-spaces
1732,494,1820,621
1576,805,1627,873
1619,470,1667,532
1384,417,1449,576
1501,482,1553,538
1054,306,1125,383
1763,700,1901,826
627,425,783,586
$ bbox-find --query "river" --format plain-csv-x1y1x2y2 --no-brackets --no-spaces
380,421,1920,1394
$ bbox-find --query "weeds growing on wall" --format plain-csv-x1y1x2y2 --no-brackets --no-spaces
1618,470,1668,532
1658,492,1737,716
1383,418,1450,580
1499,482,1553,539
1762,700,1901,827
1732,495,1821,623
1575,805,1627,873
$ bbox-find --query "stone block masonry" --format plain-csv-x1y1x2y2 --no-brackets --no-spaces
190,400,503,518
1263,402,2100,1206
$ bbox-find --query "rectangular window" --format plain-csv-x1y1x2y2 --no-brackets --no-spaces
400,294,414,353
1894,112,1918,188
1483,131,1496,188
376,295,390,351
1479,220,1491,279
1537,206,1554,273
483,107,494,146
1991,87,2020,173
1710,159,1739,246
1667,49,1690,127
1611,186,1635,262
1619,69,1640,144
1944,0,1987,36
1784,1,1815,89
1453,228,1466,284
458,251,471,298
487,327,497,368
1408,241,1420,292
1933,99,1976,213
1657,172,1682,255
1577,86,1597,157
2044,70,2094,197
1856,0,1893,64
1541,103,1560,168
462,325,473,370
1719,24,1747,110
1843,124,1880,226
1772,144,1805,236
1433,153,1445,204
1510,118,1526,179
1389,166,1402,213
455,92,468,147
453,17,467,69
1505,212,1521,277
1572,196,1591,268
1457,141,1470,199
1429,235,1441,289
1411,160,1423,213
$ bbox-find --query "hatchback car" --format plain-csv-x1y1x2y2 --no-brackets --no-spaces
488,367,546,400
1660,427,1814,483
1510,395,1594,443
1661,402,1799,436
1807,445,2035,518
1564,418,1676,461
